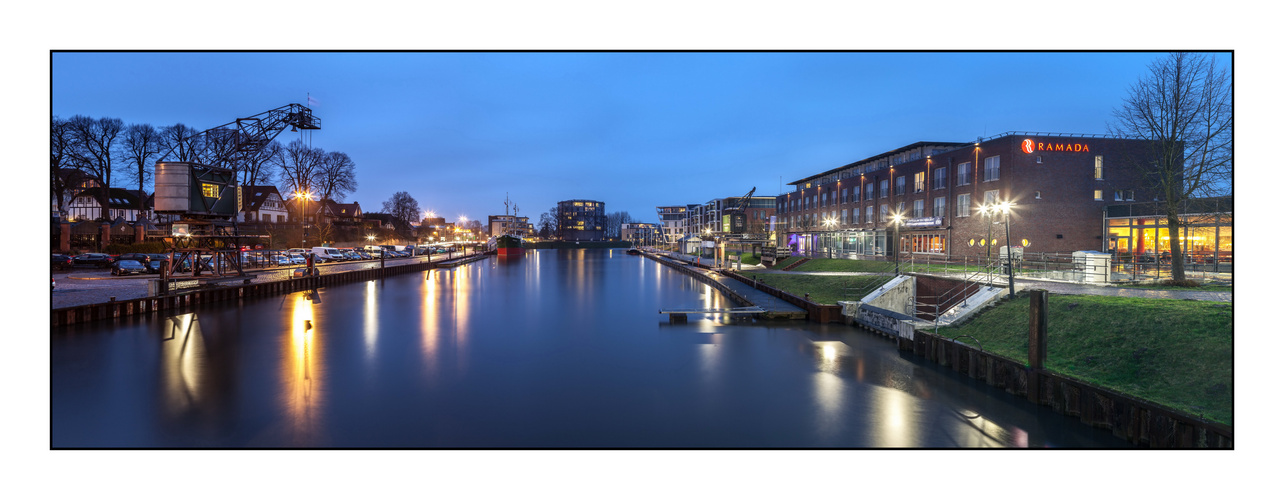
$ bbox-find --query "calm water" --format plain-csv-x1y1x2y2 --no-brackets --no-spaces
51,249,1128,448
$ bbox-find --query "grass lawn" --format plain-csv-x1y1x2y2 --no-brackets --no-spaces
1113,282,1234,293
939,293,1233,426
753,273,894,305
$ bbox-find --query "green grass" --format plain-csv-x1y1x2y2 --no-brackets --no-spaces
771,256,804,269
940,293,1233,425
1114,282,1233,293
753,273,894,305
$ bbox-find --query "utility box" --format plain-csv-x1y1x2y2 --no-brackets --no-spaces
1072,250,1112,283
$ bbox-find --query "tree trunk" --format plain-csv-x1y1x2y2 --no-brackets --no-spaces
1167,211,1185,281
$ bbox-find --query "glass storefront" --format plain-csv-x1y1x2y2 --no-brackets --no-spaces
1106,213,1232,264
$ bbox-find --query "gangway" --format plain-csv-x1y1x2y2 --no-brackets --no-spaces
659,306,766,322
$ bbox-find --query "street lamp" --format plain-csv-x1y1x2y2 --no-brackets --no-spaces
999,201,1015,298
890,212,903,275
294,190,315,248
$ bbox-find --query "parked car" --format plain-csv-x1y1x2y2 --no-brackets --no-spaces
356,250,373,260
72,253,115,268
52,254,73,270
111,259,147,276
272,254,293,266
288,254,307,265
117,253,152,265
146,254,172,273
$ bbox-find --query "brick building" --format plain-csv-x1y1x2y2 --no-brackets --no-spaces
776,133,1166,259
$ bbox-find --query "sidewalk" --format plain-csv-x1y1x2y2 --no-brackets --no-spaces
705,262,1232,303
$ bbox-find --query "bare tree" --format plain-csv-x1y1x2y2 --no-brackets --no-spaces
119,123,164,217
67,115,124,189
605,211,633,240
539,204,560,240
1109,52,1232,281
158,123,203,162
238,140,281,188
313,151,359,202
275,139,323,197
51,116,79,218
382,191,421,230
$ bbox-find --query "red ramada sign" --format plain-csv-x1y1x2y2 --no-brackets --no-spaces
1023,138,1089,153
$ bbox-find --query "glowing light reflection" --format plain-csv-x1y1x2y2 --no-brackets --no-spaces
363,281,378,359
283,293,323,444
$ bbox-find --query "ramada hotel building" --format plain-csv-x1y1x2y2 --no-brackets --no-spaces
775,132,1232,262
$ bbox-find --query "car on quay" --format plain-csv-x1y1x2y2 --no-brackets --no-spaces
72,253,115,268
52,254,73,271
111,259,148,276
145,254,173,273
288,253,307,265
272,254,293,266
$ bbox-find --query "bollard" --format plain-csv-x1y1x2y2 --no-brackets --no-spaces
1027,289,1048,403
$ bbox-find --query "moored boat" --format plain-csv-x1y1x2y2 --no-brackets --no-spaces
494,234,524,257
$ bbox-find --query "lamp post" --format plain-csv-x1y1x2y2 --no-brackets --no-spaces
1000,201,1015,298
294,190,313,248
980,203,994,286
890,212,903,275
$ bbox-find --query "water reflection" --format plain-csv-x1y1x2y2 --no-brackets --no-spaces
159,313,207,416
283,292,324,446
52,249,1131,448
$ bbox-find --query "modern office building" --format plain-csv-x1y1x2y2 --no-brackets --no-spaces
557,199,607,241
621,222,660,246
656,205,688,248
775,132,1171,259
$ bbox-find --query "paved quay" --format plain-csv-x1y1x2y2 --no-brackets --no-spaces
50,253,470,310
733,266,1231,303
644,250,807,318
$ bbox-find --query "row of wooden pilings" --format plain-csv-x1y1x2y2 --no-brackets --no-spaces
892,289,1233,448
51,259,447,327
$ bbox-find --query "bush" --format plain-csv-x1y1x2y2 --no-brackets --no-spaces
103,241,169,254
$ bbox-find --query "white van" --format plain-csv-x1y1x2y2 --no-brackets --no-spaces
310,247,346,262
363,245,383,258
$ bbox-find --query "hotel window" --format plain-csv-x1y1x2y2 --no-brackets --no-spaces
841,209,847,224
984,189,999,206
1126,190,1135,201
912,199,924,218
841,188,848,203
934,168,946,189
914,172,926,193
865,206,873,224
879,180,889,198
879,204,889,222
865,183,874,201
957,193,971,217
983,156,1000,182
933,197,946,218
896,202,904,215
1094,189,1103,201
895,176,906,195
958,162,971,185
1094,156,1104,179
1114,190,1124,201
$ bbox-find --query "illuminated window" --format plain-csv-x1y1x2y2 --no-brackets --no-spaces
1094,189,1103,201
201,183,218,198
914,172,926,193
1094,156,1104,179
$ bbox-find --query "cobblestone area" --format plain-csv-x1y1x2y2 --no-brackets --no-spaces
51,254,462,309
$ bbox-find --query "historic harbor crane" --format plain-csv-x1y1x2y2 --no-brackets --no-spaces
152,103,320,285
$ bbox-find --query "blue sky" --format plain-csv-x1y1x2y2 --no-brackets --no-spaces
51,51,1184,224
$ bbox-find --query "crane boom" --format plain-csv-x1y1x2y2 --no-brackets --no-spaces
158,103,321,172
